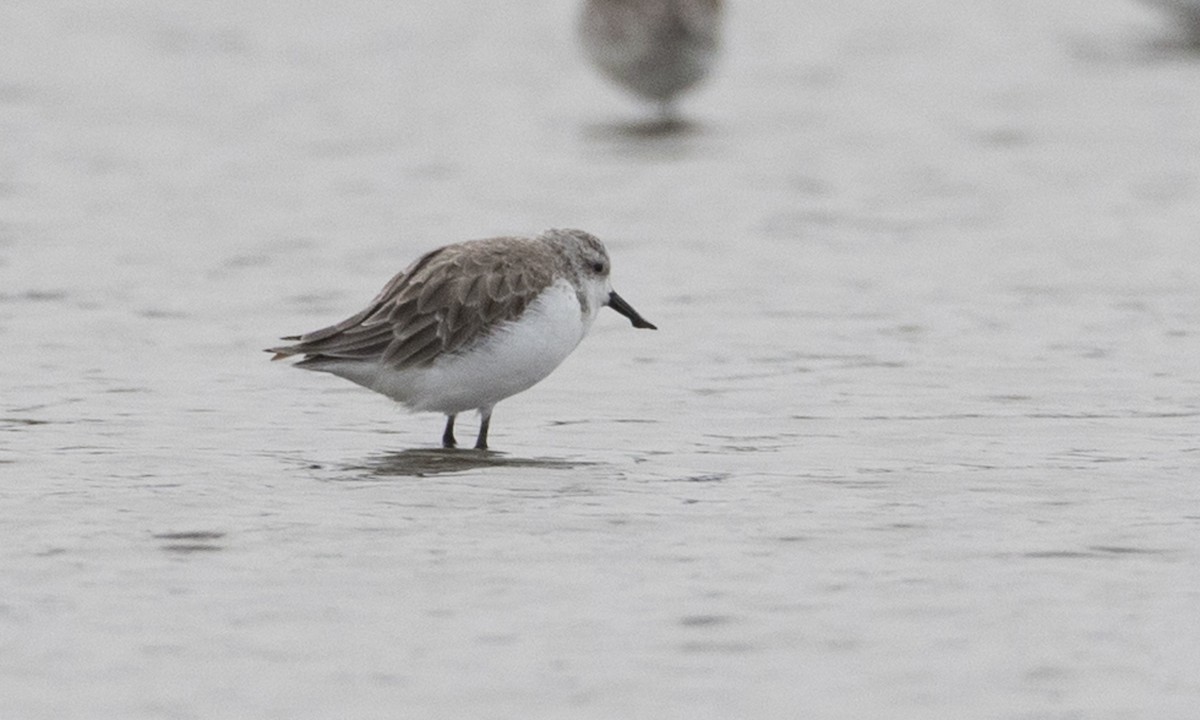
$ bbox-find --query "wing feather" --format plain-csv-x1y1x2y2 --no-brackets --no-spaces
268,238,560,370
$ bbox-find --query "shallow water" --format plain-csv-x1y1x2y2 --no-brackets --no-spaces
4,1,1200,718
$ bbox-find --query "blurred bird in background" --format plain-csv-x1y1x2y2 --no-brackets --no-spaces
578,0,722,120
1139,0,1200,44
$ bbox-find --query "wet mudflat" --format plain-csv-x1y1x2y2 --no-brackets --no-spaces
3,1,1200,718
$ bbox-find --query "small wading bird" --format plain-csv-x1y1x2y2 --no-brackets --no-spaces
1139,0,1200,43
578,0,722,118
269,229,656,450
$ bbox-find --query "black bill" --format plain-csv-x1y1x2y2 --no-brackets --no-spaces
607,291,657,330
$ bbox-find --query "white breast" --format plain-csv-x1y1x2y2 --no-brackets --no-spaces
372,279,595,414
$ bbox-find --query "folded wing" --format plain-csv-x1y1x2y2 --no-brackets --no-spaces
268,239,559,370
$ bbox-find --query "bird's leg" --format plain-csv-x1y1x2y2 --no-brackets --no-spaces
442,414,457,448
474,407,492,451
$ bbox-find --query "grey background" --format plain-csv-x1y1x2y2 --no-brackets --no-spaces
3,1,1199,718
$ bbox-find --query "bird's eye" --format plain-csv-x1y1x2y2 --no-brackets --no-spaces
590,261,605,274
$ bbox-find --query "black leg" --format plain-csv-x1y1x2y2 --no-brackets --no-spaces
442,414,457,448
474,408,492,451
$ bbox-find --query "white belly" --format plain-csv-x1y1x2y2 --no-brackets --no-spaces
360,280,593,414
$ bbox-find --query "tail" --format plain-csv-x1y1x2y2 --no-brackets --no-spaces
266,335,302,362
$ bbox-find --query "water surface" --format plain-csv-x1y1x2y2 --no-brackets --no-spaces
3,1,1200,718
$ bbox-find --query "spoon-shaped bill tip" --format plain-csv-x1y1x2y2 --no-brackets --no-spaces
607,291,657,330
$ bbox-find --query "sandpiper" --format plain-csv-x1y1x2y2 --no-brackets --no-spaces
1139,0,1200,43
269,229,657,450
578,0,722,117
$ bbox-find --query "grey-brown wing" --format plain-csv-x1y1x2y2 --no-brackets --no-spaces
378,240,558,367
266,249,441,364
269,240,558,370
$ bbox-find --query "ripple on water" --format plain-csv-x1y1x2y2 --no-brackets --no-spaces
1021,546,1173,560
152,531,227,554
678,614,735,627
